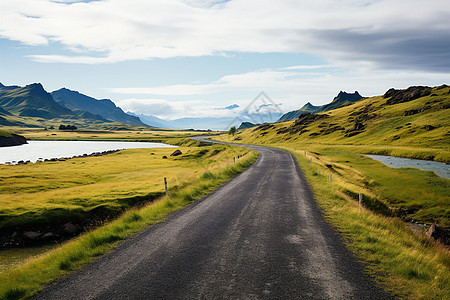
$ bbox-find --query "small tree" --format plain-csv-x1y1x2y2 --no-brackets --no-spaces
228,126,237,136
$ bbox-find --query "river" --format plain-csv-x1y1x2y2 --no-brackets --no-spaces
366,154,449,179
0,140,176,164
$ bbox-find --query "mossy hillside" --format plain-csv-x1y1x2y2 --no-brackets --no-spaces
214,85,450,298
230,85,449,161
0,129,13,138
217,85,450,226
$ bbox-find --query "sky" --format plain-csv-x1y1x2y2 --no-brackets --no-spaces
1,0,449,121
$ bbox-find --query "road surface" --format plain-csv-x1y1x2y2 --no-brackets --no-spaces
33,139,391,299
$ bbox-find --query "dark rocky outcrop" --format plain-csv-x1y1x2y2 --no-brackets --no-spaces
403,105,431,116
0,133,27,147
345,104,377,137
61,222,82,235
170,149,182,156
23,231,43,241
426,224,450,245
384,86,432,105
296,113,329,125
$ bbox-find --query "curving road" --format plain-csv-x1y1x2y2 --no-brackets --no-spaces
33,139,391,299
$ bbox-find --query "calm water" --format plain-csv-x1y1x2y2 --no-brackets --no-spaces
366,154,450,179
0,140,176,164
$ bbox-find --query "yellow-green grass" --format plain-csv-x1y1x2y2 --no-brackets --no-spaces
221,132,449,298
216,85,449,225
0,143,247,232
223,85,449,162
290,149,449,299
0,129,13,138
10,127,204,142
221,133,449,226
0,114,147,131
214,85,450,298
0,148,258,299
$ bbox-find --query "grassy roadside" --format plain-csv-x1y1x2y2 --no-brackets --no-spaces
0,144,258,299
216,134,449,298
288,148,449,299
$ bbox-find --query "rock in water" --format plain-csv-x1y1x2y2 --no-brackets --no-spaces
170,149,182,156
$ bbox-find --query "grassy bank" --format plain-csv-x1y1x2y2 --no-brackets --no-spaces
0,143,258,299
0,129,13,138
0,140,246,233
12,127,206,143
289,148,449,299
213,134,449,298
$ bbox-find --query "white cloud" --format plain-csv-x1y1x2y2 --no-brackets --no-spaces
117,97,241,119
1,0,449,71
113,65,450,118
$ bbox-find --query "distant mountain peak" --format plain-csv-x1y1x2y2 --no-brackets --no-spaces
27,82,44,89
333,91,362,102
277,90,364,122
51,88,146,127
302,102,316,109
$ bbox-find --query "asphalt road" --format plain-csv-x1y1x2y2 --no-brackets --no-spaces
33,139,392,299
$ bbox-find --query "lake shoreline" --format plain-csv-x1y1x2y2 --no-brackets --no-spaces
0,133,27,147
3,149,120,165
0,140,176,165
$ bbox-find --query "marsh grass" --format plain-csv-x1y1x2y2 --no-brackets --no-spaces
0,147,258,299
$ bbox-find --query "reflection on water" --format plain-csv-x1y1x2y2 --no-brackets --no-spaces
366,154,450,179
0,140,176,164
0,244,58,270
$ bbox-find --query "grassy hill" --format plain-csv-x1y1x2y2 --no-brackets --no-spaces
52,88,147,127
218,85,450,298
0,83,148,130
0,129,27,147
0,83,78,120
237,85,449,162
221,85,449,226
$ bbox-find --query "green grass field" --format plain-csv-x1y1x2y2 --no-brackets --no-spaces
214,85,450,299
0,140,246,232
0,129,13,138
0,141,258,299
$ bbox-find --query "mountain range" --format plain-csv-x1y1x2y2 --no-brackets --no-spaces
130,105,283,130
52,88,145,126
0,83,147,128
1,82,363,131
277,91,363,122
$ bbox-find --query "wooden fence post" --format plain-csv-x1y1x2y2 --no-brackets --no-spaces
359,193,363,210
164,177,168,197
